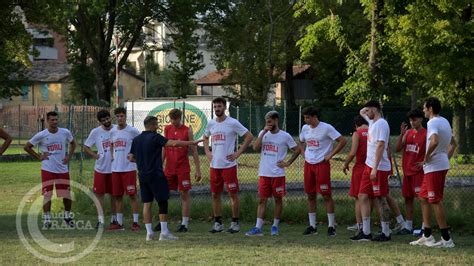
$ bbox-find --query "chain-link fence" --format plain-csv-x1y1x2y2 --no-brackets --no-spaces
1,102,473,227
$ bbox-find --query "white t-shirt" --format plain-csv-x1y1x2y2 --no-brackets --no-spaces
365,118,391,171
204,116,249,169
258,130,297,177
299,122,341,164
424,116,452,173
111,125,140,172
84,125,116,174
29,128,74,174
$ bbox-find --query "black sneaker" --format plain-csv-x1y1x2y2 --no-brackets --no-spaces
372,233,391,242
95,222,104,230
64,218,75,228
350,231,372,241
327,226,336,237
154,223,161,232
396,228,412,235
42,221,52,230
303,226,317,235
176,224,188,233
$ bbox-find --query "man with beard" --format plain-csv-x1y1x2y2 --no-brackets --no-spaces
84,109,117,229
203,97,253,234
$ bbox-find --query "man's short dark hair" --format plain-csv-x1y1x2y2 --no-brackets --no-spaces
353,115,368,128
46,111,58,120
302,107,320,118
97,109,111,121
407,108,424,119
114,107,126,115
212,97,227,106
424,97,441,114
364,100,381,110
144,116,158,127
168,109,182,120
265,111,279,120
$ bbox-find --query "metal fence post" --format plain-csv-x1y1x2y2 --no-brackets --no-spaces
18,104,21,145
283,100,287,131
236,105,240,146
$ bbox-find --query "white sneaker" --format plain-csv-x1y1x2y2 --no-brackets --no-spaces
146,234,154,241
209,222,224,233
428,238,455,248
346,224,359,232
159,232,178,241
227,222,240,233
392,222,404,234
410,235,436,246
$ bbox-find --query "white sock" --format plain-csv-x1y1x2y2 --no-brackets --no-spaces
422,223,426,230
272,219,280,227
145,223,153,235
43,212,51,221
111,214,116,223
182,217,189,227
405,220,413,230
160,222,169,234
256,218,264,229
133,213,139,223
308,213,316,228
362,217,371,235
64,211,71,219
381,221,391,236
327,213,335,228
117,213,123,225
98,215,104,224
396,214,405,224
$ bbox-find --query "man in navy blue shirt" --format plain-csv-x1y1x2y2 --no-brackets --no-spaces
129,116,201,241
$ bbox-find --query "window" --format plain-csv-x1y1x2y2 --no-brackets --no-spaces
41,84,49,101
21,86,29,101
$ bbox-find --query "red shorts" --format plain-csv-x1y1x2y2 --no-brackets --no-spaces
419,170,448,203
349,164,365,198
304,161,331,195
167,172,192,191
402,172,423,198
112,171,137,196
41,170,71,198
359,166,390,197
258,176,286,198
93,171,113,195
210,166,239,193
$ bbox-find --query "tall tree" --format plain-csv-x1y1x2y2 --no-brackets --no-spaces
387,1,474,153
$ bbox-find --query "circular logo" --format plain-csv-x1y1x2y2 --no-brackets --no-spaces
16,179,103,263
148,102,208,139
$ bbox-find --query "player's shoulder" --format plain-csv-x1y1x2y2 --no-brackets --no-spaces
59,127,72,135
301,124,309,131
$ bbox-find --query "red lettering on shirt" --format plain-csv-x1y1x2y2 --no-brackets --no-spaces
263,144,278,152
102,140,111,149
307,139,320,147
114,140,126,148
47,143,63,152
405,144,419,154
212,134,226,142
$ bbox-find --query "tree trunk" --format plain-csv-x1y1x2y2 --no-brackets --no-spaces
452,106,467,154
466,106,473,154
368,0,384,92
284,62,295,107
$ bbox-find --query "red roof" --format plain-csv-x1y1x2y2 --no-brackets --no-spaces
194,65,311,85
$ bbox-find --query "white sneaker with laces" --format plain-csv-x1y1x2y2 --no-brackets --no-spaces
159,232,178,241
227,222,240,233
428,238,455,248
209,222,225,233
146,234,154,241
410,235,436,246
346,224,359,232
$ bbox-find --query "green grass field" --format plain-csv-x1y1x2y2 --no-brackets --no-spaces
1,160,474,264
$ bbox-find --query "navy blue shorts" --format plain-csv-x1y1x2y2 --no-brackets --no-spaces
139,176,169,203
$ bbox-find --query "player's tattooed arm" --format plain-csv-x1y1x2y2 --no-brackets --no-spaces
448,136,457,159
343,133,358,175
277,145,301,168
228,131,253,161
253,126,271,152
325,135,347,162
0,128,12,155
